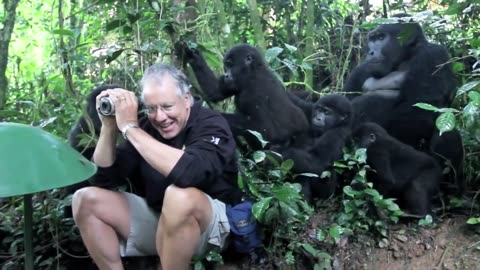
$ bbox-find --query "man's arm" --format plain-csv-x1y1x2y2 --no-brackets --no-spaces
124,128,184,176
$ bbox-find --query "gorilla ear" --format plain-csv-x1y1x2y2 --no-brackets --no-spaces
369,133,376,143
245,55,253,65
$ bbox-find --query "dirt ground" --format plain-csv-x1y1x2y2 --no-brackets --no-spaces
216,214,480,270
332,216,480,270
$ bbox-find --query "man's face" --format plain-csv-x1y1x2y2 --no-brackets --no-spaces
142,75,191,139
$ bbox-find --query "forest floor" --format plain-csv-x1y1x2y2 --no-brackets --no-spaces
215,217,480,270
40,198,480,270
217,208,480,270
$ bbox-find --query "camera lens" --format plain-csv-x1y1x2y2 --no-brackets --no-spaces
99,97,115,116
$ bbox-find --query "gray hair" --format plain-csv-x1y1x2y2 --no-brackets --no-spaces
140,63,194,105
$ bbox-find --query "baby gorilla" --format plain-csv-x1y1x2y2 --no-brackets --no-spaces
353,122,442,215
275,94,353,201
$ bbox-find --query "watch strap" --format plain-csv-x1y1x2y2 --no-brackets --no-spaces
121,123,139,140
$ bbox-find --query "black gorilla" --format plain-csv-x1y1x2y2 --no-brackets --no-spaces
345,15,456,148
66,84,122,194
178,43,309,148
64,85,145,217
274,94,353,201
353,122,442,215
68,84,121,160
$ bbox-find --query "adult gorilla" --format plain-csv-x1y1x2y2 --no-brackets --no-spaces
344,14,456,148
177,43,309,148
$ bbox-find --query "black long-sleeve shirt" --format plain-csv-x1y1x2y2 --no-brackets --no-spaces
90,100,243,211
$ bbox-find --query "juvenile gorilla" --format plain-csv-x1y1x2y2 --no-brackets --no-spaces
65,85,144,209
353,122,442,215
275,94,353,201
179,43,309,148
68,84,121,160
66,84,123,195
345,14,456,147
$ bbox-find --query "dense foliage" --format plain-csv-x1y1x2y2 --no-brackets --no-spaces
0,0,479,269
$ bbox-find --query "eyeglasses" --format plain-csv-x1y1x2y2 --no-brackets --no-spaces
142,103,176,115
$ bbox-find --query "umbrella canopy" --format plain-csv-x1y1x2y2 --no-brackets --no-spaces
0,122,97,197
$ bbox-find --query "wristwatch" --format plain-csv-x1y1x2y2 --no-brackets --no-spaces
121,123,139,140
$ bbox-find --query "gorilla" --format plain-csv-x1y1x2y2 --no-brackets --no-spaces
353,122,442,215
274,94,353,201
177,43,309,149
344,14,456,147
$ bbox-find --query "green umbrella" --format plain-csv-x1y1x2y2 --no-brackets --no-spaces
0,122,97,270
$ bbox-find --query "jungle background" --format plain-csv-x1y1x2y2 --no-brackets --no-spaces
0,0,480,269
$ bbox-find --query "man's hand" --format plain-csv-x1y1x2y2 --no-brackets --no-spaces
96,88,139,131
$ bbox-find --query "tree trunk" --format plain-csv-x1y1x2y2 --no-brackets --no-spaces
247,0,266,51
0,0,21,110
304,0,314,89
215,0,233,48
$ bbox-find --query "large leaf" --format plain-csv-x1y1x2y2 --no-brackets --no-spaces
414,103,439,112
106,19,127,32
52,28,74,36
252,197,273,222
456,81,480,96
253,151,266,163
435,112,456,135
265,47,283,63
246,129,268,148
468,91,480,102
106,49,124,64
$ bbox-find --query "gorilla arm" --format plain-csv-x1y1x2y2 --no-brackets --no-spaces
182,47,236,102
362,70,407,92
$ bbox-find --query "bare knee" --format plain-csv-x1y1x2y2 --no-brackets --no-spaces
162,185,197,216
161,185,212,232
71,186,104,221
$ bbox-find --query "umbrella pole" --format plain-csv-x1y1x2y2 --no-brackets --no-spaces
23,194,33,270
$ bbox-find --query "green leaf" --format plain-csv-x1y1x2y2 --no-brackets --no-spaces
280,159,294,172
106,49,124,64
105,19,127,31
456,81,480,96
301,62,313,70
466,217,480,224
285,251,295,264
246,130,269,148
253,151,266,163
364,188,380,197
298,172,318,178
452,62,465,72
265,47,283,63
317,229,326,241
300,243,320,257
285,43,297,53
193,261,204,270
328,225,342,240
414,103,440,112
463,102,479,118
468,91,480,102
445,3,462,15
418,215,433,226
127,12,141,24
52,28,74,36
252,197,273,222
435,112,456,135
354,148,367,163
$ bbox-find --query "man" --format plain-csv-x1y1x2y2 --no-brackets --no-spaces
71,64,243,270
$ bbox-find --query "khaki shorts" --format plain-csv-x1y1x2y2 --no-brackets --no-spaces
119,192,230,258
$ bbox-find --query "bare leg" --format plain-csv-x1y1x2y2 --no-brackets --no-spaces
156,186,213,270
72,187,131,270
